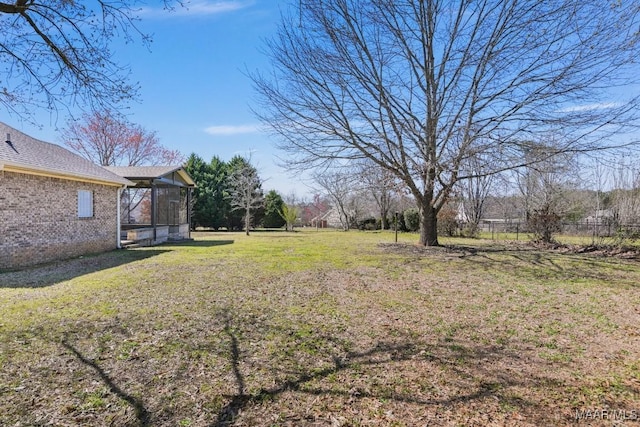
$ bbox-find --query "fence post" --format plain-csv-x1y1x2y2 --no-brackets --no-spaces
394,212,398,243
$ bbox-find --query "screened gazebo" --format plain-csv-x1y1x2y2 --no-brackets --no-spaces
106,166,196,245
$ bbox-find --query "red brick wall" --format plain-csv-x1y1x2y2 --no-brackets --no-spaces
0,171,120,270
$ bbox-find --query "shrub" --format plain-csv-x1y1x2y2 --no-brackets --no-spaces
528,205,562,243
437,205,459,237
404,209,420,232
396,212,407,232
357,217,377,231
461,222,480,238
376,216,392,230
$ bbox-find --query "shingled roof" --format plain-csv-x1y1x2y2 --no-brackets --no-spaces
0,122,131,186
106,166,196,187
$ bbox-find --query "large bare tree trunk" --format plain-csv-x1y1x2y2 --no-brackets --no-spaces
419,204,439,246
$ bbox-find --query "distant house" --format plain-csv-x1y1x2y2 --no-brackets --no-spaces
583,209,614,225
0,122,133,270
455,201,469,223
310,207,343,229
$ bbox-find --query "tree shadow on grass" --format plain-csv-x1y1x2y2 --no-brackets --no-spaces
0,249,169,289
385,241,640,288
61,337,151,427
210,311,570,427
461,247,640,287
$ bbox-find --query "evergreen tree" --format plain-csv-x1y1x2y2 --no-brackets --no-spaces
263,190,286,228
209,156,231,229
184,153,215,229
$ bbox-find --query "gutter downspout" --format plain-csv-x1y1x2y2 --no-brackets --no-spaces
117,186,124,249
151,180,157,242
187,187,192,239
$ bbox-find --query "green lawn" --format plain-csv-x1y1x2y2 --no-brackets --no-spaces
1,230,639,426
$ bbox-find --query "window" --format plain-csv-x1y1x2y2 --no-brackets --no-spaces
78,190,94,218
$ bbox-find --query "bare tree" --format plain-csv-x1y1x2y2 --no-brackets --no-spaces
583,157,613,243
611,154,640,226
283,191,298,206
346,188,372,228
357,160,398,229
515,149,578,243
60,110,183,166
0,1,176,119
227,158,264,236
254,0,640,246
312,170,355,231
458,155,495,236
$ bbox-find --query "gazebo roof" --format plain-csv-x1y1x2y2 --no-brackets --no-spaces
105,166,196,188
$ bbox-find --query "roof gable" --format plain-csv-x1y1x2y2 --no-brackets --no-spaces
0,122,132,186
106,166,196,187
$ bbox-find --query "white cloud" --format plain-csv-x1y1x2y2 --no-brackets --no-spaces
558,102,621,113
141,1,253,18
204,124,260,135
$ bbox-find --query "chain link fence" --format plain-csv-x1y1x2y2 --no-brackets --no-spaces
477,220,640,241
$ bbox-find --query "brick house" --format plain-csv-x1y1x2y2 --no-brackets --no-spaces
0,122,133,270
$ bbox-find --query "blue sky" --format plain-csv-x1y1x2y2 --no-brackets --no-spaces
9,1,639,197
14,0,309,198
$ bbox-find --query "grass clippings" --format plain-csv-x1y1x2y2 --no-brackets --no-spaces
1,230,639,426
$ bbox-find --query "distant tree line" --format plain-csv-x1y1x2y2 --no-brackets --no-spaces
306,152,640,245
184,153,287,231
184,148,640,243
